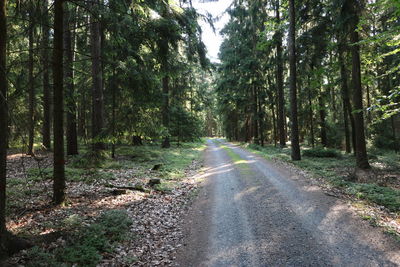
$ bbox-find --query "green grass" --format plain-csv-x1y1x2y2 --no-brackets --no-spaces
219,143,253,177
115,140,207,181
244,143,400,213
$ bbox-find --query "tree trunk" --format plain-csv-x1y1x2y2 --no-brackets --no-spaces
41,0,51,150
318,95,327,147
338,43,351,153
275,1,286,147
349,0,370,169
307,83,315,148
28,8,35,155
53,0,66,205
64,4,78,155
161,75,171,148
252,84,259,144
90,3,105,151
0,0,8,252
288,0,301,160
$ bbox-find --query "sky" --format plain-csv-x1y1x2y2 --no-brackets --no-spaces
192,0,233,62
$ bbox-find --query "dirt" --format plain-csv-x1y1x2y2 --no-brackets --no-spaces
177,139,400,266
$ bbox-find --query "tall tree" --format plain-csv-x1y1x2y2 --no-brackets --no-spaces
64,4,78,155
27,3,35,155
53,0,66,204
90,0,105,151
41,0,51,150
0,0,8,253
275,0,286,147
288,0,301,160
348,0,370,169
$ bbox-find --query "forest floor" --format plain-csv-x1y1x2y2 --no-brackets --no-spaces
3,141,207,266
177,139,400,266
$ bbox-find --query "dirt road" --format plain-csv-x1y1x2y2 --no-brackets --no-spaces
177,139,400,266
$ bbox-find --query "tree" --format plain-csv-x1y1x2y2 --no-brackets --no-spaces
275,0,286,147
288,0,301,160
348,0,370,169
41,0,51,150
53,0,66,205
0,0,8,253
27,2,35,155
90,0,105,151
64,4,78,155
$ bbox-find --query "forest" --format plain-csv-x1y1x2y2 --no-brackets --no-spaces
0,0,399,265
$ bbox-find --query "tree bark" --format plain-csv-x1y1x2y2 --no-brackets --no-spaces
288,0,301,160
28,7,35,155
318,95,327,147
275,1,286,147
0,0,8,249
90,2,105,151
64,4,78,155
307,81,315,148
41,0,51,150
53,0,66,205
338,43,352,153
161,75,171,148
349,0,370,169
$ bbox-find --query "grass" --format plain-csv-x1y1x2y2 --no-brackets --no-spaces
218,143,254,179
243,143,400,213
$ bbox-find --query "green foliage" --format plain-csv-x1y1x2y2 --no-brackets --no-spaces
70,150,110,169
346,183,400,212
170,105,204,142
302,147,341,158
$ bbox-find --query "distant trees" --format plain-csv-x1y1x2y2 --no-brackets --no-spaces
217,0,399,171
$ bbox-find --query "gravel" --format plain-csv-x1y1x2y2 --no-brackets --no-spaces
176,139,400,266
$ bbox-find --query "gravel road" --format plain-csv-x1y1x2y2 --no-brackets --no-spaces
176,139,400,266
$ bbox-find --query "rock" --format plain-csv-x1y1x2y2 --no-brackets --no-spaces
111,189,127,196
148,178,161,187
151,164,163,171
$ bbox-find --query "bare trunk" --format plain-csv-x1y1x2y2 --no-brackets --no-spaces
161,75,170,148
275,1,286,147
53,0,66,205
307,84,315,148
350,0,369,169
288,0,301,160
338,44,352,153
42,0,51,150
64,5,78,155
90,4,105,151
318,95,327,147
0,0,8,246
28,9,35,155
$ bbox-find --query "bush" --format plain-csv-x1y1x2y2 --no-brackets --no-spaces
303,147,341,158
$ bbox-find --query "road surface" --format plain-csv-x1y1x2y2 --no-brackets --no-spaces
177,139,400,266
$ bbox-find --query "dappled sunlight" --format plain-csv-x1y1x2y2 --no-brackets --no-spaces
234,186,260,201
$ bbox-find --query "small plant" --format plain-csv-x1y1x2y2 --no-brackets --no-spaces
302,147,341,158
